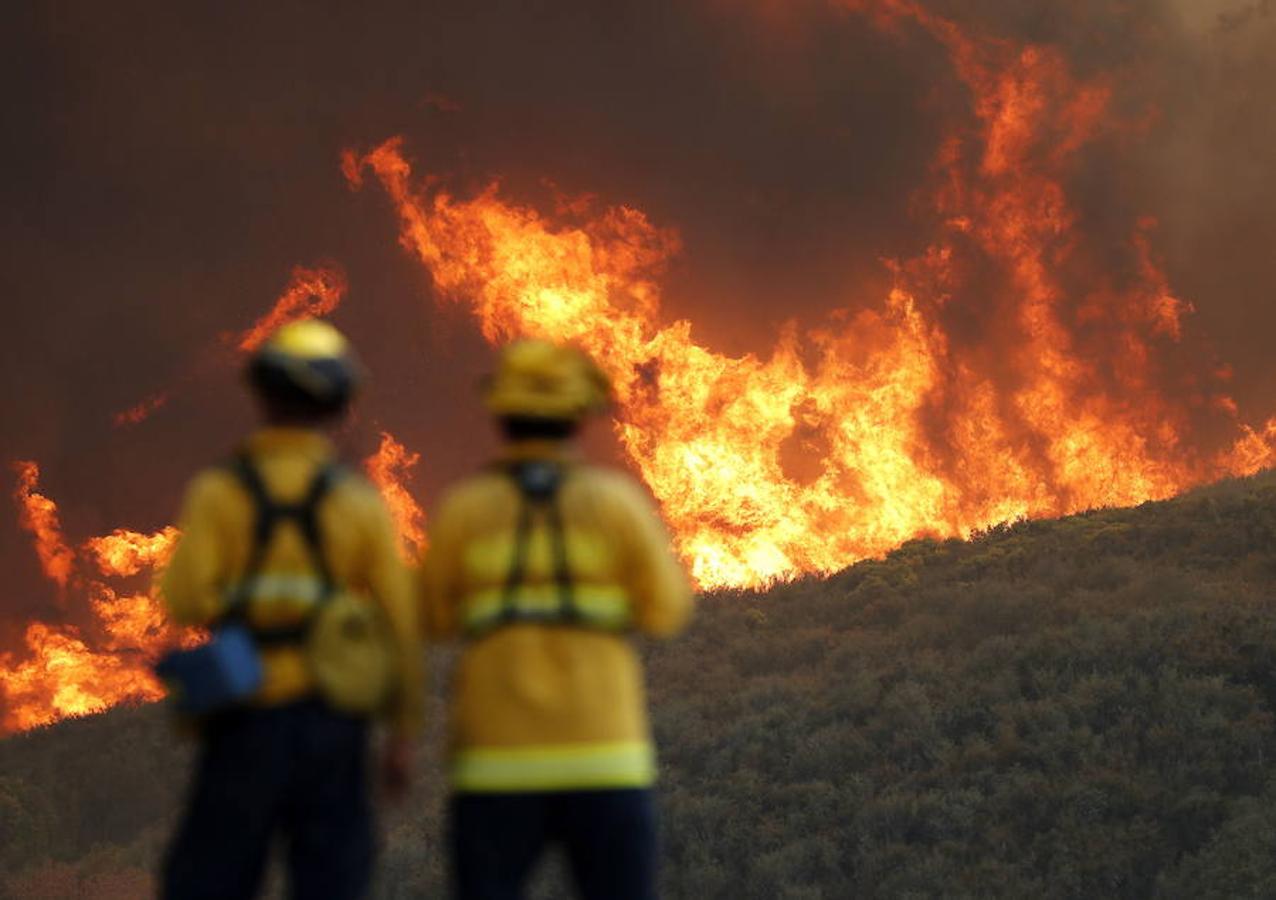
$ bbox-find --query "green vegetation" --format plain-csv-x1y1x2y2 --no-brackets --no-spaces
5,471,1276,898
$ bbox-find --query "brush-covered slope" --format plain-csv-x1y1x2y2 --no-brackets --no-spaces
5,472,1276,898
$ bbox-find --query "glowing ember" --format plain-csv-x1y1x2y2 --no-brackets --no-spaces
363,431,427,561
113,390,172,428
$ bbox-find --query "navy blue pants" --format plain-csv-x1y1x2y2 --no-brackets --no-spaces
161,700,373,900
450,788,658,900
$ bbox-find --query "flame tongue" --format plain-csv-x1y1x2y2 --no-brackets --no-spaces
113,265,349,428
13,462,76,590
363,431,427,561
235,266,348,352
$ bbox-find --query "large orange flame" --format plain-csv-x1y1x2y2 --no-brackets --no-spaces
343,1,1276,589
363,431,427,561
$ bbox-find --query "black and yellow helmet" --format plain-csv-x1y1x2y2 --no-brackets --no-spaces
484,339,611,422
247,319,362,417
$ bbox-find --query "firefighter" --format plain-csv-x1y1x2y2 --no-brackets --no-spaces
157,319,423,900
419,339,693,900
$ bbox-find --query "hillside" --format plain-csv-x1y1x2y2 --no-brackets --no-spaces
5,471,1276,898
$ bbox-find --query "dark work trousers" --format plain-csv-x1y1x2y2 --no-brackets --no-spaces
450,788,658,900
161,699,373,900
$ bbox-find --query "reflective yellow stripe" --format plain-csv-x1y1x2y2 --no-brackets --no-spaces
227,573,328,604
462,584,632,632
452,741,656,792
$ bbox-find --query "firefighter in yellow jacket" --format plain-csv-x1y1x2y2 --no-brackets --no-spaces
420,340,692,900
158,319,423,900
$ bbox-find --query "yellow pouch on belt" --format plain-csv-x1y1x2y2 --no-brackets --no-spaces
306,591,396,715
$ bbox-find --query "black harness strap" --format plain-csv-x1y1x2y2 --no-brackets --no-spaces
545,496,578,621
493,460,579,629
224,454,342,644
498,499,536,623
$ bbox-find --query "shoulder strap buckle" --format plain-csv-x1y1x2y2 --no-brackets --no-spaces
508,460,565,503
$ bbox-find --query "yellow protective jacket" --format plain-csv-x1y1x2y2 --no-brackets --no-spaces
159,428,424,736
419,440,692,792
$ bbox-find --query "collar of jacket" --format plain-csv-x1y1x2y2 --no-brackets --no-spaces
243,427,335,461
498,439,579,465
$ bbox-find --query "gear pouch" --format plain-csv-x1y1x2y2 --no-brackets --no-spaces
154,624,263,716
307,592,395,716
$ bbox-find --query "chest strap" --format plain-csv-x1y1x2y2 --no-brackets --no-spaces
223,454,343,645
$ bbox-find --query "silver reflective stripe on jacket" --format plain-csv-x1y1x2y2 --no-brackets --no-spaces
462,583,632,635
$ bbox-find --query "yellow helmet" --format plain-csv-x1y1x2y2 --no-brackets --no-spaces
248,319,362,415
484,340,611,421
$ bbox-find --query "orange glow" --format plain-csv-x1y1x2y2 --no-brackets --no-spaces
13,461,76,589
235,264,348,352
364,431,427,560
344,1,1276,589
